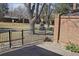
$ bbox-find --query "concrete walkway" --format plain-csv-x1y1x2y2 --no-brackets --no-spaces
1,42,79,56
0,45,61,56
37,42,79,56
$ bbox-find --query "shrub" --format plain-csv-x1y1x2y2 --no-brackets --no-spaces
44,37,52,42
47,27,53,31
35,27,39,30
66,42,79,53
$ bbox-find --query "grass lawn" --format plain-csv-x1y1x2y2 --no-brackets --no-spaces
0,22,54,30
0,22,30,30
0,22,30,44
0,22,53,42
0,22,45,43
0,22,53,52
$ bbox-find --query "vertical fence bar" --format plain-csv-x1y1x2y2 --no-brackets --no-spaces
44,29,46,41
22,30,24,45
9,30,12,48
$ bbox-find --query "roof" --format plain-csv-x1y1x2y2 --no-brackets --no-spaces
3,16,19,19
63,9,79,16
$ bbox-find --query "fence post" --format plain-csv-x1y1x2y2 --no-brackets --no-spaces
54,14,60,43
9,30,12,48
22,30,24,45
45,29,46,39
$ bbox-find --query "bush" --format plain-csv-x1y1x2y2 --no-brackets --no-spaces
35,27,39,30
47,27,53,31
44,37,52,42
66,43,79,53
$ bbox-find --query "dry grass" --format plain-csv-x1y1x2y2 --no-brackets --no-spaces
0,22,41,43
0,22,30,46
0,32,22,42
0,32,9,42
0,22,30,30
0,22,53,52
0,30,45,51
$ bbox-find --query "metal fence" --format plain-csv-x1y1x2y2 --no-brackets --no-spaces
0,30,46,52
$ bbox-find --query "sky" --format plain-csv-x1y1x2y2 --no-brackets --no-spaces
8,3,24,10
0,0,79,3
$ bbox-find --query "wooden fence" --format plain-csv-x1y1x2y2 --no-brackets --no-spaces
54,14,79,45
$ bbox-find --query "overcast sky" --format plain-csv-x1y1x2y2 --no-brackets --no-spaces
8,3,24,10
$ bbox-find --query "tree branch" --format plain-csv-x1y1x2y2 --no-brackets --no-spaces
24,3,33,19
38,3,45,16
36,3,39,19
31,3,35,14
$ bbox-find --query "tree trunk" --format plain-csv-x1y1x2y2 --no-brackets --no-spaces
23,18,24,23
24,3,34,33
29,17,35,34
24,3,45,34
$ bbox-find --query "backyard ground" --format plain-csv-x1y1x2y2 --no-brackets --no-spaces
0,22,53,53
0,22,30,30
0,22,79,56
0,44,61,56
1,42,79,56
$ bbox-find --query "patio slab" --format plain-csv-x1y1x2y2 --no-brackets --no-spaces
0,44,61,56
37,42,79,56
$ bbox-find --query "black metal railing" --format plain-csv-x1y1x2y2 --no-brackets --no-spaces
0,29,45,52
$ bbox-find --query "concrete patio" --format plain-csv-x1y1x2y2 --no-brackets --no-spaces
0,43,61,56
1,42,79,56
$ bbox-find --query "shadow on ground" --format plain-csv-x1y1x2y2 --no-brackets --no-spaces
0,45,62,56
0,28,16,33
0,28,31,33
0,28,22,33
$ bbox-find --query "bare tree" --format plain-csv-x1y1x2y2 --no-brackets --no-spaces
41,3,53,27
8,5,28,23
0,3,8,17
14,6,27,23
24,3,45,34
